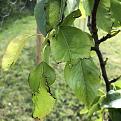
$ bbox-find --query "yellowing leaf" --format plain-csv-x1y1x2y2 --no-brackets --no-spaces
2,35,30,71
32,87,55,119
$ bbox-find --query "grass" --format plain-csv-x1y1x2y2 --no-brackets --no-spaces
0,16,121,121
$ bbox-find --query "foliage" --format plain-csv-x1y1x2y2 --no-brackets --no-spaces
1,0,121,121
0,0,36,29
2,34,32,71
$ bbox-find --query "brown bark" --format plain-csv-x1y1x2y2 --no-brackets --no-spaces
35,28,42,65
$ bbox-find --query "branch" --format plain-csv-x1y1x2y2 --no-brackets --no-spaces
87,16,91,32
35,28,42,64
109,75,121,84
88,0,110,92
98,30,120,44
90,0,100,42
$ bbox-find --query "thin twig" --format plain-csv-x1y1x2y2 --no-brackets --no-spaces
98,30,120,44
109,75,121,84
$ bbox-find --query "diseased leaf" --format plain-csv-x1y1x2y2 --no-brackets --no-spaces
2,35,30,71
46,0,61,32
51,26,93,62
32,87,55,119
64,58,101,107
28,62,56,93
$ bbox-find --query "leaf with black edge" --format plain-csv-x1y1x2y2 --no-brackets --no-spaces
28,62,56,93
61,9,81,26
32,87,55,119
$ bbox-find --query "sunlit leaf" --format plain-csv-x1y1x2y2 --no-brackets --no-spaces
2,35,30,71
51,26,93,62
114,80,121,89
32,87,55,119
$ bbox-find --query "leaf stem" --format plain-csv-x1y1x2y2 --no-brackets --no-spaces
98,30,120,44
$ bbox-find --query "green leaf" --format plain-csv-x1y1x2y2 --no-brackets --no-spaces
111,0,121,26
64,58,101,107
43,42,51,63
61,0,67,16
28,62,56,93
95,115,103,121
103,90,121,108
35,0,62,36
28,67,41,93
34,0,47,36
64,0,80,16
80,96,104,117
51,26,93,62
2,35,30,71
46,0,61,31
32,87,55,119
82,0,93,16
80,108,88,115
82,0,112,32
61,9,81,26
109,108,121,121
97,0,112,32
88,103,101,117
114,80,121,89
